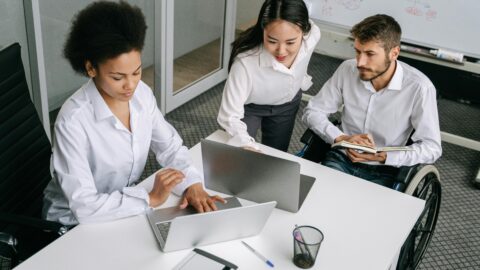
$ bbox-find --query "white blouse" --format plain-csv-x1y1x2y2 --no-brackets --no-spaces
217,21,321,149
43,79,202,225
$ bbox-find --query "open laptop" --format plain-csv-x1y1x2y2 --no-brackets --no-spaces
146,197,276,252
201,139,316,213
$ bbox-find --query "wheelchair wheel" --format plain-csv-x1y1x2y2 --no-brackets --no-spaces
397,165,442,270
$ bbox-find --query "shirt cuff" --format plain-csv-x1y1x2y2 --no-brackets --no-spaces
226,134,260,150
172,176,203,196
122,186,150,208
325,126,345,144
301,75,313,90
384,151,403,167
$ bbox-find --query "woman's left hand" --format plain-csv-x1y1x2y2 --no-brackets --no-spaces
179,183,226,212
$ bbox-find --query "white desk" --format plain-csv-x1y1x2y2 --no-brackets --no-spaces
15,130,425,270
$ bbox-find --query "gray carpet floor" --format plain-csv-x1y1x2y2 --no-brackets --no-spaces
142,53,480,270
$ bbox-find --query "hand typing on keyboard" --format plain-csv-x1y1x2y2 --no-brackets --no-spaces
179,183,226,213
148,168,184,207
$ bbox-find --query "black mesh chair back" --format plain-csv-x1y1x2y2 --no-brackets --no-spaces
0,43,66,267
0,43,52,224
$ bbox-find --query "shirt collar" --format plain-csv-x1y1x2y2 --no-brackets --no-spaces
361,60,404,92
259,46,274,68
386,60,403,91
85,79,113,121
85,79,144,122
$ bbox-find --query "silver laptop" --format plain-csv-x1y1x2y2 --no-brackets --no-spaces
201,139,316,213
146,197,276,252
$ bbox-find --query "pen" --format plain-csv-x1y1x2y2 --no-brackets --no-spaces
294,225,313,261
241,241,274,268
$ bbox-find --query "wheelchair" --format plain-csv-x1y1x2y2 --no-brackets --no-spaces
299,129,442,270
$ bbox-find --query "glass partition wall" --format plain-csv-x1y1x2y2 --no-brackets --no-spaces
37,0,157,125
159,0,235,113
5,0,236,135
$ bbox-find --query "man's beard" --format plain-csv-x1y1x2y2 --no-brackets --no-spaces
358,58,392,81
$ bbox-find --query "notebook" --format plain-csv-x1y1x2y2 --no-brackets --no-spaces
201,139,316,213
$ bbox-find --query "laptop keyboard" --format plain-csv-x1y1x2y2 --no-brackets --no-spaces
156,222,171,241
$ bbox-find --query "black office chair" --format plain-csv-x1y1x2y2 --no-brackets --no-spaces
0,43,68,268
299,129,441,270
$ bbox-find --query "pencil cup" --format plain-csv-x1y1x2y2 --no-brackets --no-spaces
292,225,323,269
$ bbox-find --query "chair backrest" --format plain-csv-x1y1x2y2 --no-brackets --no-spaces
0,43,52,221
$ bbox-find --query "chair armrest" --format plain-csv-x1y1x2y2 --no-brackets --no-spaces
300,129,316,145
0,232,17,248
393,165,424,192
0,212,68,236
0,232,18,267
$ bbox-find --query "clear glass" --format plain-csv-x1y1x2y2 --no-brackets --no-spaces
172,0,225,93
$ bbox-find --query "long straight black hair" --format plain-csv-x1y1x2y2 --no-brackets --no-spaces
228,0,311,71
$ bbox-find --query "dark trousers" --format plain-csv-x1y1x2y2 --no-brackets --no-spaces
242,90,302,152
322,149,400,188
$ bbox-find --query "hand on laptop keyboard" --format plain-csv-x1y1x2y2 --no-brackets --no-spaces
179,183,226,213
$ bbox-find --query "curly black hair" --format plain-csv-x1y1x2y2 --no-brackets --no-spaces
63,1,147,76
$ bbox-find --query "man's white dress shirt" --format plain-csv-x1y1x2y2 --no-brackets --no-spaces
43,79,201,225
303,59,442,167
217,21,321,149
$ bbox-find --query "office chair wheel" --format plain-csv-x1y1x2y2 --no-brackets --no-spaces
397,165,442,270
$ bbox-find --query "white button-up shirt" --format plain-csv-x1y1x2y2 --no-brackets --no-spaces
303,59,442,167
43,79,202,225
217,21,321,148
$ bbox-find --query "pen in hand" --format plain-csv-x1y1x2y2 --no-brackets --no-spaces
241,241,274,268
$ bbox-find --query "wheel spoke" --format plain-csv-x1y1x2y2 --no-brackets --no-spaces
397,176,441,270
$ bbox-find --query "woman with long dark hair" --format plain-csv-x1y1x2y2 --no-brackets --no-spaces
218,0,320,151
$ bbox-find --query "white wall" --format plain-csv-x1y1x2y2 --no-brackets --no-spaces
173,0,225,58
235,0,263,29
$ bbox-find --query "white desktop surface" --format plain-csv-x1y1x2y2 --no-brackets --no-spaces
15,130,425,270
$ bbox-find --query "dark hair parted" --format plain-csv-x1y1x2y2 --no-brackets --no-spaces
228,0,311,71
350,14,401,53
63,1,147,76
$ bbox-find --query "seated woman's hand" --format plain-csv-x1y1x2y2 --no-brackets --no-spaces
179,183,226,213
148,169,184,207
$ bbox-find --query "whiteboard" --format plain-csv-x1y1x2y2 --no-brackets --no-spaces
305,0,480,59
